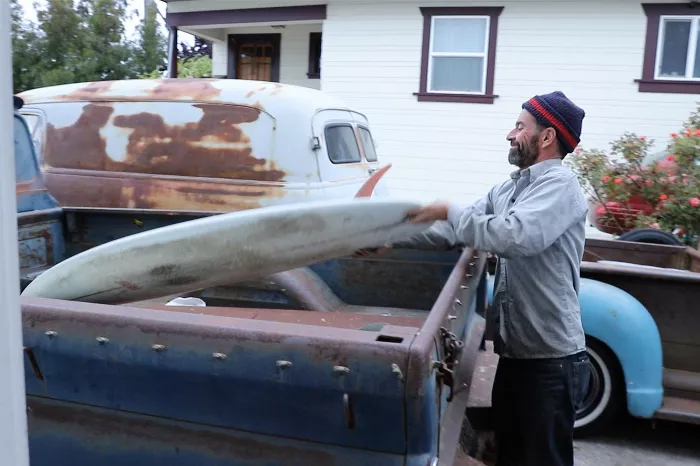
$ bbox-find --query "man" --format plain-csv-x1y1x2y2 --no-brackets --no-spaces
379,91,591,466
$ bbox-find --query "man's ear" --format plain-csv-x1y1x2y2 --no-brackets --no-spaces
542,127,557,149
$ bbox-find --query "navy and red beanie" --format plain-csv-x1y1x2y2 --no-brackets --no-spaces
522,91,585,154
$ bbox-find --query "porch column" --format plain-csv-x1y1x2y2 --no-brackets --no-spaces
0,3,31,465
167,25,178,78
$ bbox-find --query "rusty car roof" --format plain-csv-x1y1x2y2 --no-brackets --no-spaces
17,78,357,117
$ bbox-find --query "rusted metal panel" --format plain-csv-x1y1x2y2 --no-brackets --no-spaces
21,296,413,454
17,208,65,280
27,396,405,466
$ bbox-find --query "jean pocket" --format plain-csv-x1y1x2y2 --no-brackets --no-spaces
572,359,591,409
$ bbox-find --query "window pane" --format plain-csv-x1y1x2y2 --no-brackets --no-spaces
432,17,487,54
359,128,377,162
659,19,691,77
325,125,362,164
430,57,484,92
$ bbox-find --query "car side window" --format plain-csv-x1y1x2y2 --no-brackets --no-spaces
15,115,36,183
325,124,362,164
358,127,377,162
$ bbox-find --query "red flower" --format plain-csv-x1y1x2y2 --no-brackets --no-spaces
671,132,678,138
659,194,668,200
685,130,692,136
640,136,647,141
666,154,676,162
695,129,700,136
602,176,610,182
690,197,700,207
614,178,623,184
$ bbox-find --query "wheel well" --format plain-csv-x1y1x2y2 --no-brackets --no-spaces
585,335,626,402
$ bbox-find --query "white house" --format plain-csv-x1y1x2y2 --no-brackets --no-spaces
164,0,700,208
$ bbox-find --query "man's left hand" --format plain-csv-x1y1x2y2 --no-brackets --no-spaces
406,202,449,223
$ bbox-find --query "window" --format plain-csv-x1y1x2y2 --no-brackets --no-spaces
325,125,362,164
415,7,503,104
358,127,378,162
308,32,322,79
639,3,700,94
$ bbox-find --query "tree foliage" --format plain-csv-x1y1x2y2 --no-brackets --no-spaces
11,0,168,93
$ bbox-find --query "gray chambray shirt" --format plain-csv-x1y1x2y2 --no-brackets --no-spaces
394,158,588,359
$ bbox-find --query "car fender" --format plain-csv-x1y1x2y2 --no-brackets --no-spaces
486,276,663,418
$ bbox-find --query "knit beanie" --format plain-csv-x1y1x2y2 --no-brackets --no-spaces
522,91,585,154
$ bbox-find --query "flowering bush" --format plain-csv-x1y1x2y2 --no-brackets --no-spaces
567,106,700,247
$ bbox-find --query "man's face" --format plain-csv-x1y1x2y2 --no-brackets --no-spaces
506,110,542,169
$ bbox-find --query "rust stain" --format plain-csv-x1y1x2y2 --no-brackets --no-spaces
42,98,290,211
150,78,222,101
245,84,270,99
44,103,285,182
60,81,115,101
44,171,286,212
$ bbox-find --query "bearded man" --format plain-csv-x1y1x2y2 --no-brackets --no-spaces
378,91,592,466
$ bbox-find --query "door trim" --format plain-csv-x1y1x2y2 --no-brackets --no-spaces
227,33,281,83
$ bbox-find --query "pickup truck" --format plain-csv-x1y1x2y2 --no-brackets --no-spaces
14,96,488,466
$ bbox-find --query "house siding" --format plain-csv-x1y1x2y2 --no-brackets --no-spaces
170,0,697,207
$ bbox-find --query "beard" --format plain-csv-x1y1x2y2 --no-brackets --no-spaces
508,133,540,168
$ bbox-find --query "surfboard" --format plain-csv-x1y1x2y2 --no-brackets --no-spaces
22,198,431,304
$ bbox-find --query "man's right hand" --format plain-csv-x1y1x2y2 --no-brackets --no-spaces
353,245,392,257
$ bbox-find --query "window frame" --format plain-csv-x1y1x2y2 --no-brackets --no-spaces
426,15,491,95
654,15,700,81
415,6,503,104
324,123,363,165
639,3,700,94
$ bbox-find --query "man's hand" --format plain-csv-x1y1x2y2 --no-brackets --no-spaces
406,202,450,223
353,245,392,258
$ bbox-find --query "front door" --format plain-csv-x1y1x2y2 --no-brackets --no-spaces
228,34,281,82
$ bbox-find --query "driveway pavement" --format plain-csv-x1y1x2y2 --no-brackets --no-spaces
458,343,700,465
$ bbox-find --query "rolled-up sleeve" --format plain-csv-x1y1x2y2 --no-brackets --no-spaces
447,173,587,258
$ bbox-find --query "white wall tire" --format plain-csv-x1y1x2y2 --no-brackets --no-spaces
574,338,624,437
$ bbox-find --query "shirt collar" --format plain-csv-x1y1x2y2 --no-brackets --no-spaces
510,158,562,183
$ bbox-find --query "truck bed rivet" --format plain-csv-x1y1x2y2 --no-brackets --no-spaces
212,352,227,361
276,360,292,369
96,337,109,345
448,315,457,321
460,285,469,290
152,344,166,352
45,331,57,339
333,365,350,375
455,299,462,306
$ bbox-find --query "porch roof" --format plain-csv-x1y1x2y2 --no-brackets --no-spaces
165,4,327,28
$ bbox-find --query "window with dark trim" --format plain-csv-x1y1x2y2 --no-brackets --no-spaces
308,32,322,79
415,6,503,104
358,127,378,162
639,3,700,94
325,124,362,164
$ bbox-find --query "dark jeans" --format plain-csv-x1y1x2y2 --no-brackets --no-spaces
492,351,590,466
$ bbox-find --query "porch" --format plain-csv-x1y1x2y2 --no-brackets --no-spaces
165,4,325,90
